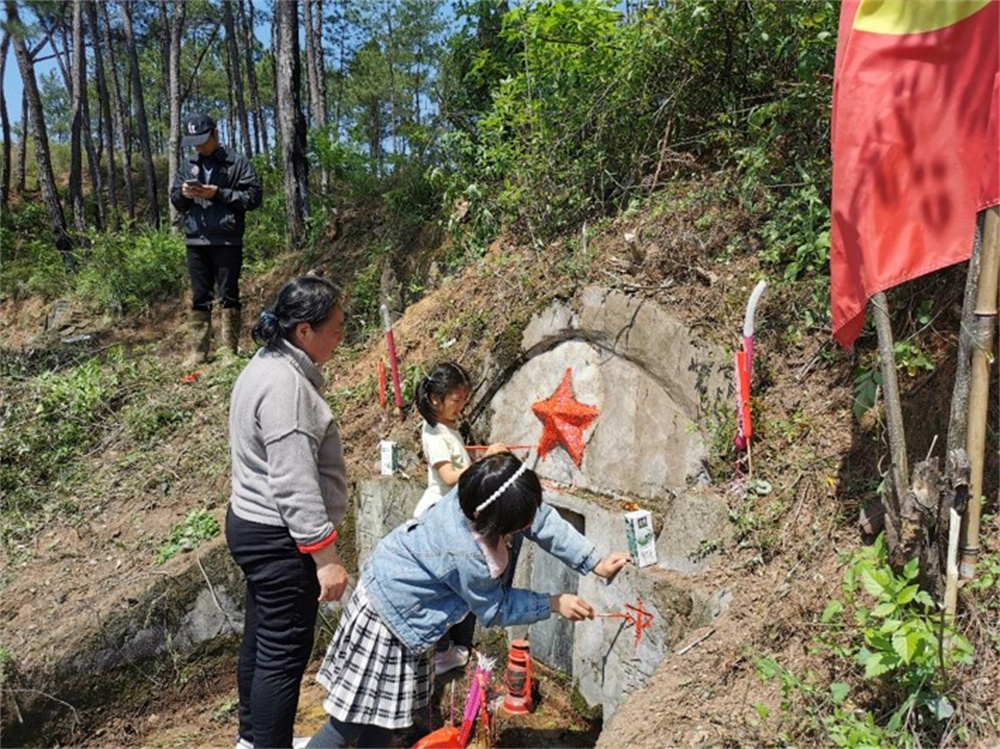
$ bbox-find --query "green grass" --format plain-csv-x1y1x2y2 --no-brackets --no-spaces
155,509,221,564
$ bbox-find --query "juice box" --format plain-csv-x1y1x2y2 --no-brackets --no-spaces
379,440,399,475
624,509,657,567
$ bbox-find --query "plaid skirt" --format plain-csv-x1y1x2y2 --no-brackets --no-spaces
316,583,433,729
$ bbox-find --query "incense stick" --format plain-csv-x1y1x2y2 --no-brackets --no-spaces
466,444,536,451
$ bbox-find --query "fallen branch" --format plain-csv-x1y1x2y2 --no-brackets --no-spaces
676,628,714,655
197,557,239,635
7,688,80,726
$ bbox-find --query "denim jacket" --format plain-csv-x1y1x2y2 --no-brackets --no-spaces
361,488,601,652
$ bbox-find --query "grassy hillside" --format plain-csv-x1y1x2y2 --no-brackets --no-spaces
2,169,997,748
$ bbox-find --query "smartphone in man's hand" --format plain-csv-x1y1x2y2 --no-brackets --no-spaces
183,179,203,188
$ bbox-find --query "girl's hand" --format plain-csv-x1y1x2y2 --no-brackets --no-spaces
483,443,507,457
550,594,594,621
593,552,632,580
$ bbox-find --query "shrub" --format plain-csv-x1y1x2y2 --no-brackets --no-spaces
756,534,975,748
74,230,187,315
0,201,71,299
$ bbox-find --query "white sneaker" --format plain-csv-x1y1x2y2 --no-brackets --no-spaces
434,644,470,676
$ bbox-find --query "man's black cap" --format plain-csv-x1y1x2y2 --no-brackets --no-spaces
181,113,216,147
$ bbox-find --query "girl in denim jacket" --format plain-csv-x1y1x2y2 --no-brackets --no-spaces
306,452,631,748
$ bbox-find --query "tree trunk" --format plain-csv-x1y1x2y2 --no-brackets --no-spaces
180,19,222,102
87,0,119,231
158,0,171,150
386,5,399,159
240,0,267,158
271,8,282,153
52,1,103,231
97,0,135,222
871,291,908,568
303,0,328,191
37,12,72,95
121,0,160,229
947,213,986,457
69,0,86,233
6,0,72,267
413,38,422,136
16,91,26,193
223,0,252,157
163,0,186,231
80,59,104,230
313,0,328,128
222,20,235,145
897,450,970,601
303,0,317,121
274,0,309,248
303,0,321,126
0,32,11,212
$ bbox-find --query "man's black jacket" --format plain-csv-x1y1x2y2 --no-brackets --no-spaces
169,144,262,247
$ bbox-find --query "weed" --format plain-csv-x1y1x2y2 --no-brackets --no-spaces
346,244,391,338
1,348,133,534
242,155,292,271
728,495,782,563
852,340,934,423
328,376,378,421
756,534,974,748
155,510,221,565
964,526,1000,653
853,368,883,422
892,341,934,377
432,309,489,350
0,645,16,687
399,363,425,406
0,201,71,299
74,229,187,316
691,538,721,563
123,400,192,444
211,696,239,724
700,398,737,480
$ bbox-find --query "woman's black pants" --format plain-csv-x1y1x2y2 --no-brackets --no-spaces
226,508,320,749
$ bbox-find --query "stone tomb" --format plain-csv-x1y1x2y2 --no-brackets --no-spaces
357,287,736,719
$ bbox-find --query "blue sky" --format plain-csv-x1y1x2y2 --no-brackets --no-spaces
2,3,60,129
1,2,273,137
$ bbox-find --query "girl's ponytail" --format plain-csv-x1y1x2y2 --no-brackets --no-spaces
415,375,435,424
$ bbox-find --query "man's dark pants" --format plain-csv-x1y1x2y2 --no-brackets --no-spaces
187,244,243,310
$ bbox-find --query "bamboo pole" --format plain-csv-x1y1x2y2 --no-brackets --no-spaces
959,205,1000,579
872,291,907,556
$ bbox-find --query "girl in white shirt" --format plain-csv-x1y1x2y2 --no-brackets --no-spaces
413,362,503,675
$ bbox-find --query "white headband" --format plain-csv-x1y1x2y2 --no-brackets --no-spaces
474,462,529,516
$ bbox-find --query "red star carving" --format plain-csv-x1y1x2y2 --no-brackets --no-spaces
531,368,599,466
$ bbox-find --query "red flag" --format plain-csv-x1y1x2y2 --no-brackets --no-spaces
830,0,1000,347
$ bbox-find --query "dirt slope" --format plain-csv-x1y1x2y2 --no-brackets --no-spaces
2,181,997,748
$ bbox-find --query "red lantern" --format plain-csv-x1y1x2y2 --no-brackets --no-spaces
501,639,533,715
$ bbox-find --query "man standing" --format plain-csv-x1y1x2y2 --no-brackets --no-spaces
170,113,262,365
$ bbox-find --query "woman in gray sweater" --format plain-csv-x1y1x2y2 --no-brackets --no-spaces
226,275,349,749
